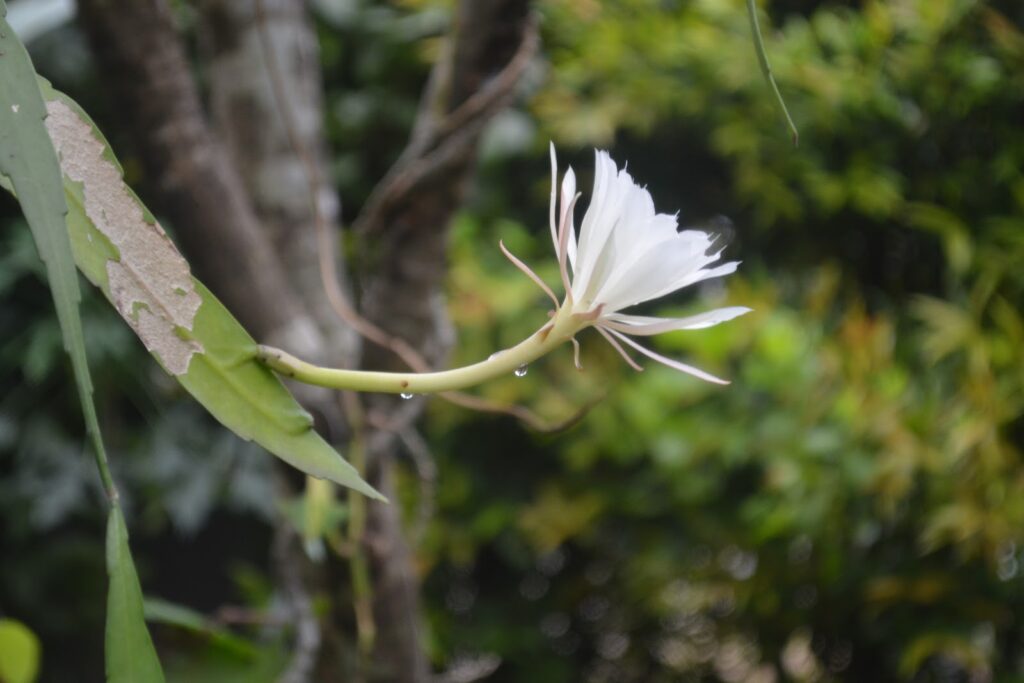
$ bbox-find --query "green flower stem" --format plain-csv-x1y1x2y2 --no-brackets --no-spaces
746,0,799,146
257,306,584,394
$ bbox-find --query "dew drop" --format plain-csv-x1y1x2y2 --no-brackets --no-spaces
514,365,528,378
400,392,413,400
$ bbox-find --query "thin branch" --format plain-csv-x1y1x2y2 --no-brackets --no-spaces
273,515,321,683
431,14,541,144
440,390,602,435
397,426,437,546
213,605,288,627
354,15,540,237
339,390,376,667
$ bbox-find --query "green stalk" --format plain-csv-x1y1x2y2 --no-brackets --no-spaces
258,306,584,394
746,0,799,146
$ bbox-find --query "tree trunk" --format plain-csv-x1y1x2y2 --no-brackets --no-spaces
353,3,534,680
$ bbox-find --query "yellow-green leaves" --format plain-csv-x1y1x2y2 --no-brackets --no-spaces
37,84,381,500
106,505,165,683
0,619,41,683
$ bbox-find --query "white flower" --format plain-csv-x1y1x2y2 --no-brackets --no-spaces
502,144,750,384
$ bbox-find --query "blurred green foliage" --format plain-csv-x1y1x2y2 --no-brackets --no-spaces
2,0,1024,681
416,0,1024,680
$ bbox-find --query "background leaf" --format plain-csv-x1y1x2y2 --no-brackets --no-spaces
0,619,41,683
106,505,165,683
143,598,257,659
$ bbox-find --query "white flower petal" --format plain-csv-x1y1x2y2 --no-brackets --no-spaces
549,142,559,256
645,260,740,303
593,236,720,311
561,166,578,270
571,150,610,290
547,146,744,346
603,307,752,335
604,328,730,385
574,151,631,300
604,184,666,274
591,215,696,306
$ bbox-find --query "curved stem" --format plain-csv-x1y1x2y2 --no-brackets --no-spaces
258,307,582,394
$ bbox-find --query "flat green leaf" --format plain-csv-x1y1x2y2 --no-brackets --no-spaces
143,598,257,659
0,0,109,482
32,81,382,501
107,505,165,683
0,619,41,683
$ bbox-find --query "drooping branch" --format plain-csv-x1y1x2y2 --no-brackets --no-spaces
353,11,539,241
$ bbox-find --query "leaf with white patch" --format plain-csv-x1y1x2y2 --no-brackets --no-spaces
28,81,382,500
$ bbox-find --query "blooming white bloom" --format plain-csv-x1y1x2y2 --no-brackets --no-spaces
502,145,750,384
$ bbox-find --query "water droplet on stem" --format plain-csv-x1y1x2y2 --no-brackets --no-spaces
514,365,528,377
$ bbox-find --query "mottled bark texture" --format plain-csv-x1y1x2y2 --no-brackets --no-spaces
199,0,359,367
77,0,535,681
76,0,318,351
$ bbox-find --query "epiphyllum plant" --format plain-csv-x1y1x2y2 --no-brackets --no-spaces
258,145,750,391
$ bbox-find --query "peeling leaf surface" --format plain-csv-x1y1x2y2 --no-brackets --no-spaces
28,82,382,500
46,99,203,375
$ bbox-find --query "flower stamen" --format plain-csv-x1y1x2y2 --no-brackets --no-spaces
605,328,729,385
597,326,644,372
499,240,560,310
557,192,582,303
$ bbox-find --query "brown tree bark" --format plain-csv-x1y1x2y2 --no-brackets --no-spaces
76,0,310,348
76,1,535,681
354,3,534,681
198,0,359,368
